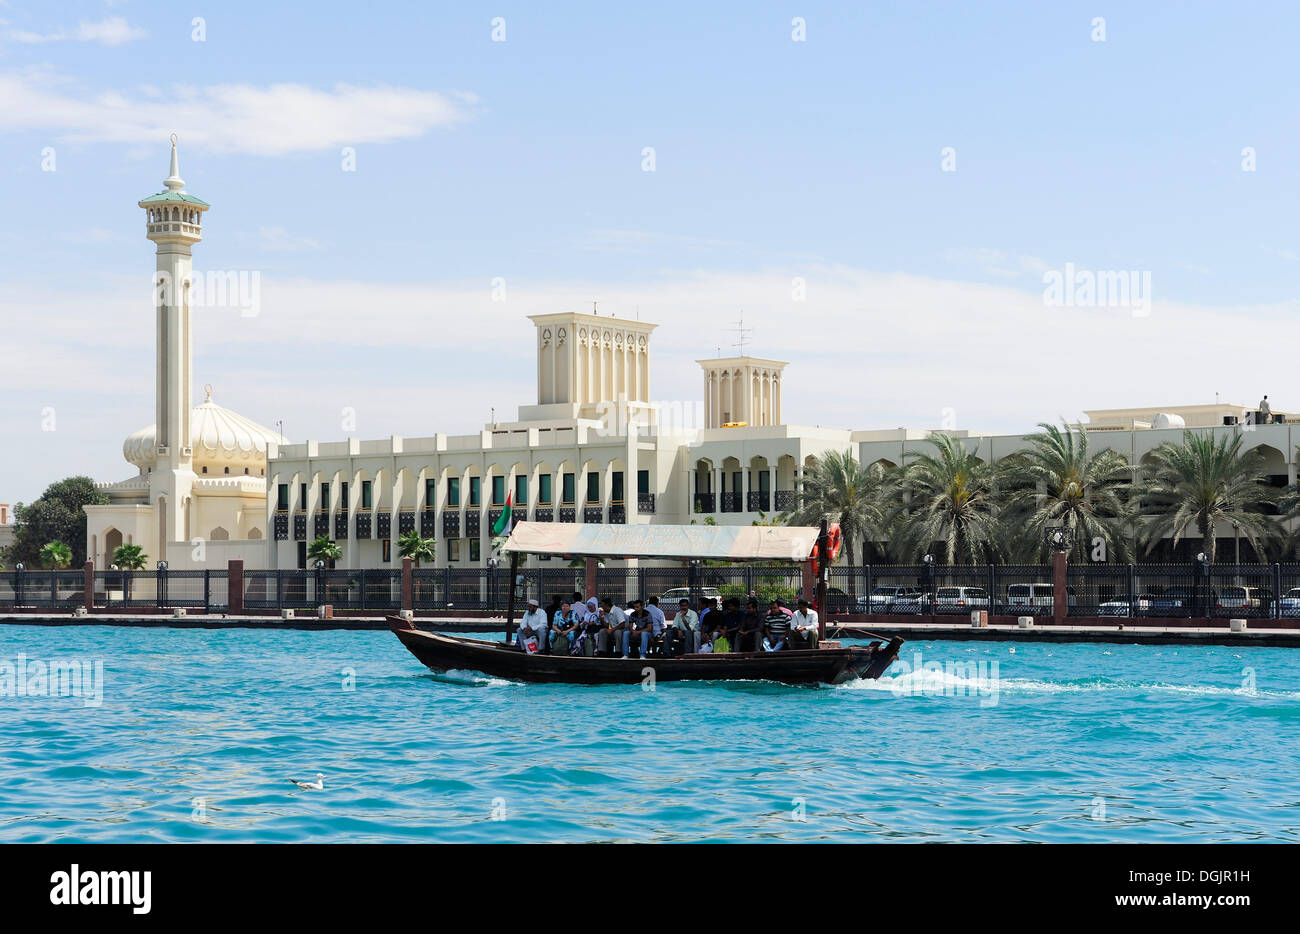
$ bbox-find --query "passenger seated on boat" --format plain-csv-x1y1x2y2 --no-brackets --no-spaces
517,597,549,654
698,597,716,633
550,600,579,655
763,599,791,651
736,599,764,652
646,595,667,633
626,599,660,659
595,597,631,657
576,597,601,656
663,598,699,656
711,626,732,653
719,597,742,648
790,599,820,649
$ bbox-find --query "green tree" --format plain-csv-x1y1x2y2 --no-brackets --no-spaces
893,433,1002,565
307,535,342,566
998,421,1134,563
39,540,73,569
1138,431,1277,564
397,530,436,567
789,449,890,569
9,477,108,568
111,543,148,570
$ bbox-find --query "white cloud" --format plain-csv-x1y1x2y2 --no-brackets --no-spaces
247,226,325,253
0,67,475,155
942,247,1050,279
6,266,1299,437
5,17,146,45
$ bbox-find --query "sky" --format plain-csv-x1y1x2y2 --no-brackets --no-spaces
0,0,1297,505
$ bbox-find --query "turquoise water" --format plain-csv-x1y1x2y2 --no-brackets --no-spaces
0,624,1297,843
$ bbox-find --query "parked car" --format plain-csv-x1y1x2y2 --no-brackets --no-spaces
659,587,722,605
867,586,926,613
933,586,991,614
1005,583,1077,616
1147,586,1217,617
1279,588,1300,618
820,586,854,613
885,589,932,614
1216,585,1274,618
1098,595,1156,618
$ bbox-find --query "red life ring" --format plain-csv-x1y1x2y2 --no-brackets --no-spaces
825,523,844,562
810,523,844,574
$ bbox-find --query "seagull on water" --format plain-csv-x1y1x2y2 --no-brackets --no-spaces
289,773,324,790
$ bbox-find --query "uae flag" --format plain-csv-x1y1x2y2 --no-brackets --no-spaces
492,492,513,537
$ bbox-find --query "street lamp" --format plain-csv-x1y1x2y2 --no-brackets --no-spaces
1194,552,1209,618
156,560,168,571
1044,526,1072,553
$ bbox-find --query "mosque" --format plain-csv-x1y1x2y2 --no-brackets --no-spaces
83,142,1300,571
84,139,282,570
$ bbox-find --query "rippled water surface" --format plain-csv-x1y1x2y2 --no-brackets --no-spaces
1,625,1297,842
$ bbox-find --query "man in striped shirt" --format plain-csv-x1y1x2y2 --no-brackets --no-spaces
763,599,791,651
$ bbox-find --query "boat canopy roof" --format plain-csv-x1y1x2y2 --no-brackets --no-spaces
502,521,820,562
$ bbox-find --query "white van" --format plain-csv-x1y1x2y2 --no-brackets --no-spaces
1005,583,1076,614
933,586,990,614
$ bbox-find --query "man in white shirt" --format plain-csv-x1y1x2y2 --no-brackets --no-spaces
665,598,700,656
517,597,549,653
790,599,820,649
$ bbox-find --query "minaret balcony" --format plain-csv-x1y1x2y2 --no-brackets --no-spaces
147,222,202,241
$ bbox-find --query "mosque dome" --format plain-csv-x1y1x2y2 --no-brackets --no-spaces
124,387,284,474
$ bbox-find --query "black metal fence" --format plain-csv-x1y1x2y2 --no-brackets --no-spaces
5,563,1300,618
243,569,402,611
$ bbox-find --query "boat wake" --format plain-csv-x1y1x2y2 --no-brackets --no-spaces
841,667,1300,700
426,669,514,688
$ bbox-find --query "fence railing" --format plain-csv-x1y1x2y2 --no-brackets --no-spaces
4,562,1300,618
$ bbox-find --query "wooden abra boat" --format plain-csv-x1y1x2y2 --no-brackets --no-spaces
389,520,902,686
389,617,902,685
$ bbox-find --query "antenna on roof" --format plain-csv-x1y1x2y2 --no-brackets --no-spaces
729,312,753,355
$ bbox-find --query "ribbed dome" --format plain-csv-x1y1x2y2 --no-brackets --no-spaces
123,391,284,473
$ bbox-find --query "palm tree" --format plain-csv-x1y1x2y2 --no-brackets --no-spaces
397,530,436,567
109,543,147,604
1138,431,1278,564
111,543,148,570
39,540,72,570
998,421,1134,563
306,535,342,566
893,433,1001,564
789,450,890,569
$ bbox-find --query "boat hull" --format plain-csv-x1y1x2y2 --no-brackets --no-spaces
389,619,902,685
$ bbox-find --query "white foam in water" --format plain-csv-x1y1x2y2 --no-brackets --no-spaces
432,669,514,687
844,669,1300,700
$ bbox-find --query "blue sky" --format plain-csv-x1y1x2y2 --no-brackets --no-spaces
1,0,1298,505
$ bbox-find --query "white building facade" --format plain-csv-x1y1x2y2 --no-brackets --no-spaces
79,146,1299,572
264,312,865,570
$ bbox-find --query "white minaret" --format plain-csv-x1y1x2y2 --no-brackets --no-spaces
138,135,210,554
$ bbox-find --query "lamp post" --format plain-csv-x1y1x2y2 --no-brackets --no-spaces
314,558,326,606
1044,527,1072,623
1194,551,1209,619
922,553,935,614
14,562,24,607
156,560,168,609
